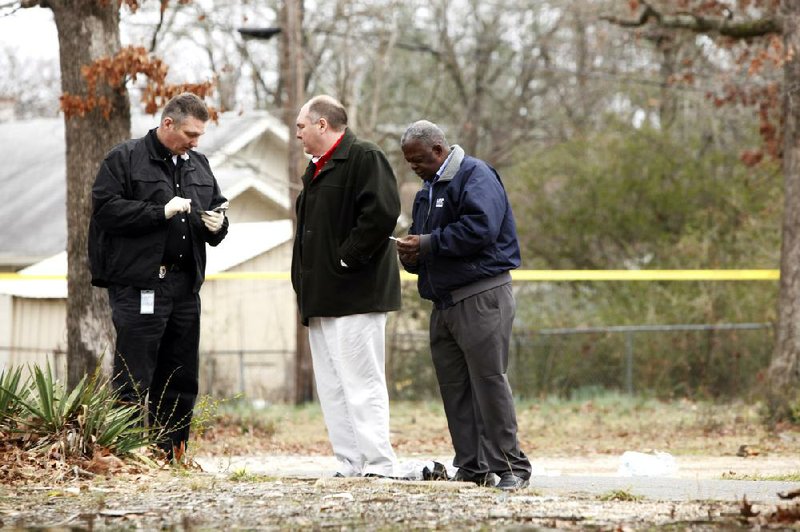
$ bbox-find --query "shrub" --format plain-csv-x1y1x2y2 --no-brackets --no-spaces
0,364,153,459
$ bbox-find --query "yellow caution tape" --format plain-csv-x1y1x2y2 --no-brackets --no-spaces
0,274,66,281
207,272,290,280
509,269,780,281
0,270,781,282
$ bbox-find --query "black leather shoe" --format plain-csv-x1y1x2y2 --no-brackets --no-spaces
452,469,496,487
333,472,345,478
496,472,529,491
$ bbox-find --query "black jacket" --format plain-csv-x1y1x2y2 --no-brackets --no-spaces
88,129,228,292
291,128,401,325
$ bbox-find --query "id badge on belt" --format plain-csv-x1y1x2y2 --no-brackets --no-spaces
140,290,155,314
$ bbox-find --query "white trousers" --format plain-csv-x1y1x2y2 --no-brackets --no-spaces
308,312,397,477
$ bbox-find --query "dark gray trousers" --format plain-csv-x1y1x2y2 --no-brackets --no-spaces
430,283,531,479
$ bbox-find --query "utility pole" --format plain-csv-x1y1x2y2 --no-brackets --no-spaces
280,0,313,404
239,0,311,404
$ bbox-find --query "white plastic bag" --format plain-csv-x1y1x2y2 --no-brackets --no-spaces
617,451,678,477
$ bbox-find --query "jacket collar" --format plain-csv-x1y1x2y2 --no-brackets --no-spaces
145,128,192,166
312,128,355,180
146,128,172,163
437,144,464,183
330,128,355,160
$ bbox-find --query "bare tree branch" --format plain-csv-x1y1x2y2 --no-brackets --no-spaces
601,1,782,38
1,0,37,16
148,5,168,52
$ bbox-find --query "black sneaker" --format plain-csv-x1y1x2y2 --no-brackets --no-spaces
452,469,496,487
495,472,529,491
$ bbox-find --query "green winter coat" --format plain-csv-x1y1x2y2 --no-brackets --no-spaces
291,128,401,325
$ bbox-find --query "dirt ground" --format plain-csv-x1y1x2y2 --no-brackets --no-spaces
2,398,800,530
4,461,798,530
0,473,756,531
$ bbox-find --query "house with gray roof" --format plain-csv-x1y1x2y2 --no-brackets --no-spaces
0,111,292,270
0,111,300,400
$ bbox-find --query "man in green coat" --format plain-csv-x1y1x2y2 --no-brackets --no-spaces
291,95,401,477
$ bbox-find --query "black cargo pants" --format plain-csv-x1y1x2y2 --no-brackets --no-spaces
108,267,200,456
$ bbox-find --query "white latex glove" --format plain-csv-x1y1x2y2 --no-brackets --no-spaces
200,210,224,233
165,197,192,219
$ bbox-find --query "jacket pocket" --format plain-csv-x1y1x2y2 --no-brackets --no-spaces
333,256,358,274
184,171,213,209
130,173,171,203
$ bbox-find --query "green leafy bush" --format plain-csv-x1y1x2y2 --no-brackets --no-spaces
386,124,781,400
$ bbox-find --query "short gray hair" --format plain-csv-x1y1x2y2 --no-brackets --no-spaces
400,120,447,148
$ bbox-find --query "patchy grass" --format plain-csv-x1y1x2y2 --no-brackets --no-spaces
195,400,325,456
517,394,769,457
228,468,278,483
721,471,800,481
598,488,644,502
195,393,799,459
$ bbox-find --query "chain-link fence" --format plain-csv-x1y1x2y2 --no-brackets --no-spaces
385,322,774,401
2,322,774,402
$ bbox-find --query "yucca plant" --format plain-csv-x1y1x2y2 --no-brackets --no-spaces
0,366,31,432
77,374,152,456
1,364,154,459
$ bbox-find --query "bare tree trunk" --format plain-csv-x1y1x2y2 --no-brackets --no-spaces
49,0,131,388
769,1,800,418
280,0,312,404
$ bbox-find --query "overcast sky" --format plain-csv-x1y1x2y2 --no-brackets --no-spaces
0,7,59,61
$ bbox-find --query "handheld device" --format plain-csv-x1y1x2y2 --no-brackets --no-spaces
205,201,229,215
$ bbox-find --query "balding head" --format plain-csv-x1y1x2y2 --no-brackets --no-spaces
305,95,348,132
296,95,349,157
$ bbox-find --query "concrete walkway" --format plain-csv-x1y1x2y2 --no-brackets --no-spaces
533,475,796,503
195,454,800,504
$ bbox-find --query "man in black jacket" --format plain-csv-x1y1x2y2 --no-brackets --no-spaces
89,92,228,460
291,95,401,477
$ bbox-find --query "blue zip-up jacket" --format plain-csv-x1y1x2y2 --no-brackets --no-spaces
401,145,520,309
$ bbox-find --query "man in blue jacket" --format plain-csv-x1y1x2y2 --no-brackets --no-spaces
396,120,531,490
